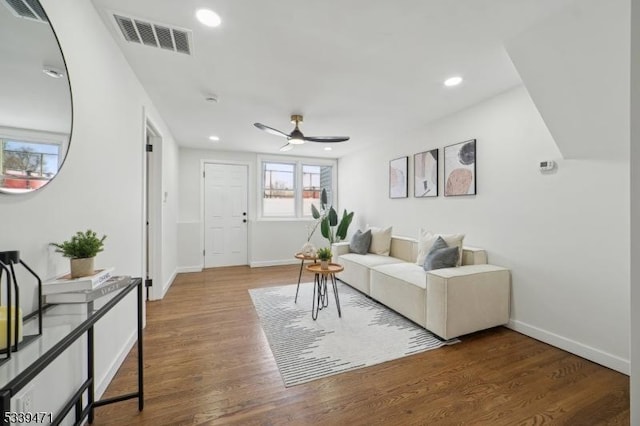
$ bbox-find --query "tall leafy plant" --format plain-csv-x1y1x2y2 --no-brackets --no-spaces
310,188,354,244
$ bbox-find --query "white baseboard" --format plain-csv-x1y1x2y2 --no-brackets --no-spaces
176,265,203,273
250,259,300,268
507,319,629,375
95,329,137,399
160,269,177,299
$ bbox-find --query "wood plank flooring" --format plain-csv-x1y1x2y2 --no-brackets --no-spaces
93,265,629,425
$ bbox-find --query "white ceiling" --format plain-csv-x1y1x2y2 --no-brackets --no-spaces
89,0,575,158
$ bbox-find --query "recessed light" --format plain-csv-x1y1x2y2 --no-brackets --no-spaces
196,9,221,27
209,135,220,142
324,147,332,151
43,66,64,79
444,76,463,87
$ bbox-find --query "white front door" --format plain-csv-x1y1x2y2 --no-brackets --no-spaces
204,163,248,268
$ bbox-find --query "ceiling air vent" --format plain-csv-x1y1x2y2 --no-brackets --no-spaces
2,0,48,22
113,13,192,55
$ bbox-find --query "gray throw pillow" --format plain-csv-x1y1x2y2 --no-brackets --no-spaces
423,236,459,271
349,229,372,255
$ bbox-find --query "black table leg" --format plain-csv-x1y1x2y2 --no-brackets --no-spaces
331,273,342,318
294,260,304,303
312,273,319,320
320,275,329,309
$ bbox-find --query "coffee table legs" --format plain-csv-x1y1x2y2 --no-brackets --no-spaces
331,273,342,318
312,273,341,320
295,259,305,303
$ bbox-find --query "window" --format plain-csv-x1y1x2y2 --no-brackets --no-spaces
262,162,295,217
1,139,61,192
302,164,333,217
260,157,336,219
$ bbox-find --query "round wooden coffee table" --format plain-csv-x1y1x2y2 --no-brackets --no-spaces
294,253,317,303
305,263,343,320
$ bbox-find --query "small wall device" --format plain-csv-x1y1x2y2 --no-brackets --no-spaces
539,160,555,171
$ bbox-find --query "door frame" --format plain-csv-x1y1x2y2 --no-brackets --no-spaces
200,159,251,268
143,114,164,301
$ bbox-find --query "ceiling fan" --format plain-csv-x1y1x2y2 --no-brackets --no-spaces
254,114,350,152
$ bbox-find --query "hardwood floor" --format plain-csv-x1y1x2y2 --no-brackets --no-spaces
93,265,629,425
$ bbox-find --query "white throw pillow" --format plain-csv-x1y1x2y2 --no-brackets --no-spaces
367,225,393,256
415,229,465,266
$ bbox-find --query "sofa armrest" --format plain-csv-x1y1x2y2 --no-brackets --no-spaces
332,241,350,256
426,264,510,340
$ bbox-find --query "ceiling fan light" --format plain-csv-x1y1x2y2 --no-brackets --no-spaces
288,128,305,145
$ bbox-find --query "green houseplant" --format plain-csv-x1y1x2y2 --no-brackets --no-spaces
310,188,354,245
316,247,332,270
51,230,107,278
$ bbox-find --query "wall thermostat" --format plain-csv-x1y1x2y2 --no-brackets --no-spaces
539,160,555,171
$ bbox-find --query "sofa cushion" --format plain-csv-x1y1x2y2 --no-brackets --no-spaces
424,237,459,271
349,229,371,255
368,225,392,255
339,253,404,269
336,253,404,295
372,262,427,289
416,229,464,266
370,263,428,326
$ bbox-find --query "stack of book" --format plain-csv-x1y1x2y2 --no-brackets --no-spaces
44,267,132,304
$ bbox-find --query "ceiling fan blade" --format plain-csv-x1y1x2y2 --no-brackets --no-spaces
304,136,350,143
254,123,289,138
279,143,293,152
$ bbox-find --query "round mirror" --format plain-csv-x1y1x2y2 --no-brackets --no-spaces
0,0,72,194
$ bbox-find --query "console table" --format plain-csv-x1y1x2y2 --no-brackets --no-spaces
0,278,143,426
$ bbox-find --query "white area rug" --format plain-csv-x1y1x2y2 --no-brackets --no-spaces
249,281,459,387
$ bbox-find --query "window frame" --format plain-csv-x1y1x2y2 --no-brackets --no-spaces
257,154,338,220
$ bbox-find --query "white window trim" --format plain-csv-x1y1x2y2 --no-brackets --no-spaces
257,154,338,221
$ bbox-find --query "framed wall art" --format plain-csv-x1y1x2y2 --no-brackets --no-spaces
389,156,408,198
444,139,476,196
414,149,438,197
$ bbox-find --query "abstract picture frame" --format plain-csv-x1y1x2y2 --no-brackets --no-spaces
414,149,438,197
389,156,408,199
444,139,476,196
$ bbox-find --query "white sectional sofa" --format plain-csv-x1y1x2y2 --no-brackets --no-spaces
332,236,510,340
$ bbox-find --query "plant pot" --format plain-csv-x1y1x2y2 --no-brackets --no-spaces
70,257,95,278
320,260,329,270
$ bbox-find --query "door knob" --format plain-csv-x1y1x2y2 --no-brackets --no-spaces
243,219,247,223
243,212,247,216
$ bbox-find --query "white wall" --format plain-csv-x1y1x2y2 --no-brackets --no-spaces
630,0,639,421
339,86,630,373
0,0,179,418
505,0,629,161
160,127,179,294
178,148,329,270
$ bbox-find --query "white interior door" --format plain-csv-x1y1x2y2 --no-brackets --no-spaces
204,163,248,267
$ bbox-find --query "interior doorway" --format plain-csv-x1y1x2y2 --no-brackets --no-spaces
203,162,249,267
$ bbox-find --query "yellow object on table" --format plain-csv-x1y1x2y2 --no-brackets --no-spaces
0,306,23,350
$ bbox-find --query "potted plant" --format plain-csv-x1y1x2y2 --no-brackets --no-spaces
51,230,107,278
317,247,332,270
310,188,354,245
